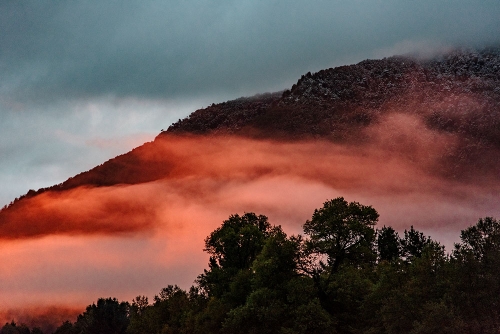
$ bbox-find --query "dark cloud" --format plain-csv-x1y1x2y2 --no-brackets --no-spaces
1,1,499,205
1,1,500,103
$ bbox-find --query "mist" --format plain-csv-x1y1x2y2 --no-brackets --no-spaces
3,112,498,240
1,110,499,328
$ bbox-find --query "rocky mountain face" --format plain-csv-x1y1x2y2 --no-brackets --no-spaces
161,47,500,180
3,47,500,207
165,47,500,144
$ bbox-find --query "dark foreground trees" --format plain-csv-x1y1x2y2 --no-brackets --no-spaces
32,198,500,334
74,298,129,334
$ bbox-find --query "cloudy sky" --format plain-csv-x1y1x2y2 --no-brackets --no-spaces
2,1,500,207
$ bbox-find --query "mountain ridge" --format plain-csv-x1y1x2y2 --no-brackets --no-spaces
164,47,500,143
2,47,500,210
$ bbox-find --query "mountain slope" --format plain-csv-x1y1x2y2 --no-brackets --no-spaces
49,48,500,188
165,48,500,144
1,47,500,238
162,47,500,179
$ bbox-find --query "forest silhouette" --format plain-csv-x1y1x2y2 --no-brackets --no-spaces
3,197,500,334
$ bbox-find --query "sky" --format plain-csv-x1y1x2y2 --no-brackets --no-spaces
1,0,500,328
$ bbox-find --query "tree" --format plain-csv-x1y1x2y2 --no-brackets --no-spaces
73,298,129,334
450,217,500,333
153,285,190,333
0,322,30,334
250,227,300,290
401,226,433,262
222,229,333,334
377,226,401,262
365,241,450,334
126,296,151,334
197,213,272,299
301,197,378,331
194,213,274,332
303,197,378,274
53,321,74,334
454,217,500,261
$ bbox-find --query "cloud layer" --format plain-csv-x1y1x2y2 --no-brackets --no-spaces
1,114,499,327
2,113,498,241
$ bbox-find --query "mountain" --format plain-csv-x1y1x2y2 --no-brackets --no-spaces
167,47,500,142
1,47,500,238
164,47,500,176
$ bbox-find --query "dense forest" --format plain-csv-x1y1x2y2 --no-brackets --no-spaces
3,197,499,334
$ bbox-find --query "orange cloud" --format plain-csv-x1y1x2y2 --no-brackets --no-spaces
0,112,498,323
1,113,498,241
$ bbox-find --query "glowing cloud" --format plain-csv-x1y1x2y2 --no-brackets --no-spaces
0,113,498,328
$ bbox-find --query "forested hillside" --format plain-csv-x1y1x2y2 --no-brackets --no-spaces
167,48,500,142
166,47,500,180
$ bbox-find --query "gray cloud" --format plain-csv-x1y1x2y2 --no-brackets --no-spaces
1,0,500,205
2,1,500,103
0,96,208,205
